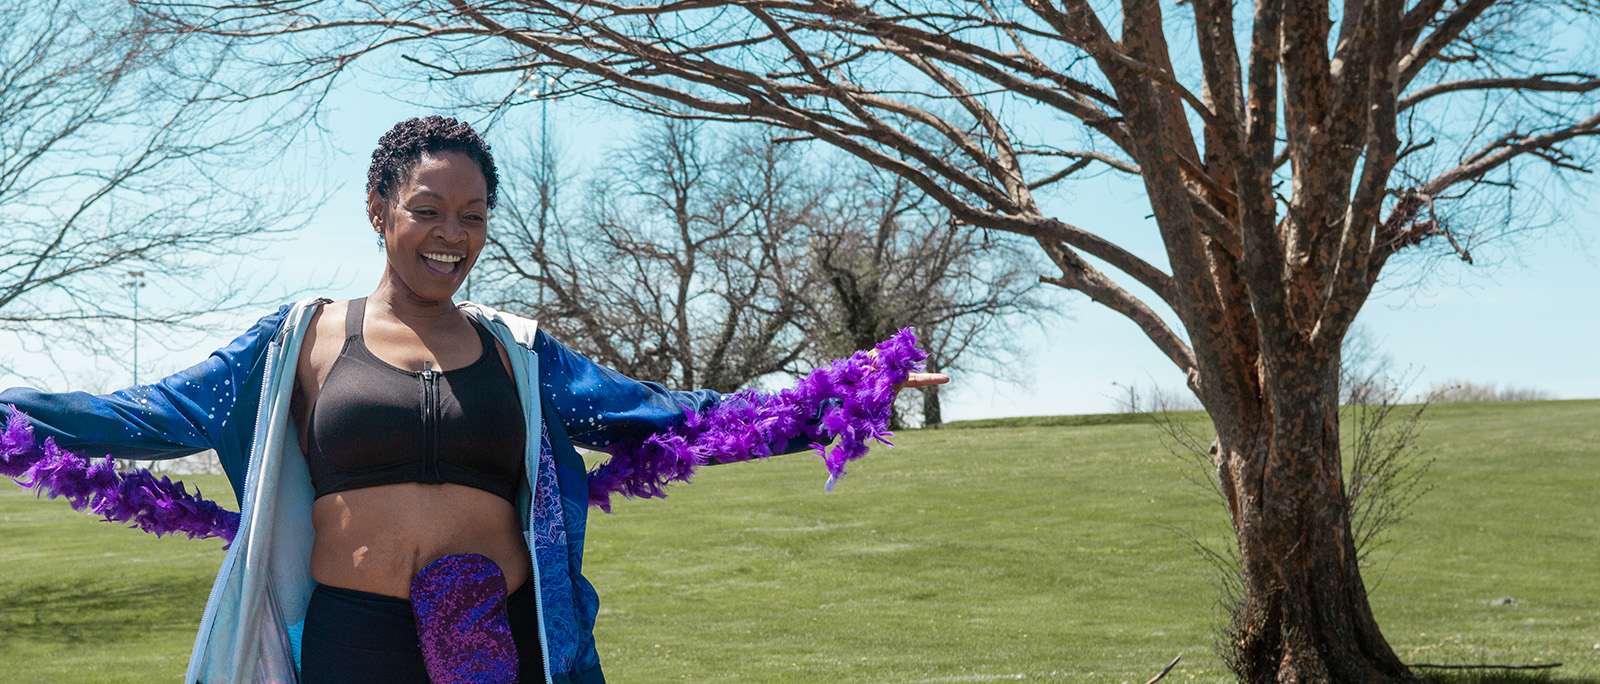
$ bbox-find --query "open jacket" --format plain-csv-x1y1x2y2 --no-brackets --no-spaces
0,296,758,684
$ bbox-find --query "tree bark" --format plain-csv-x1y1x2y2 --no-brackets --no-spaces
921,376,943,429
1218,355,1409,684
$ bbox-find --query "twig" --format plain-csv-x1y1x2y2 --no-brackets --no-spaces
1145,655,1183,684
1408,662,1563,670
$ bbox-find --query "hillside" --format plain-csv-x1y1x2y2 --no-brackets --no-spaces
1,399,1595,682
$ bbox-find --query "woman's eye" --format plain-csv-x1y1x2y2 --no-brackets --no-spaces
412,208,438,217
465,214,487,223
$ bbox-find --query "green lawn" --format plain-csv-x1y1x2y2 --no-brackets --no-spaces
1,399,1595,682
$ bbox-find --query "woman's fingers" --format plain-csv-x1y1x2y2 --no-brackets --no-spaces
862,347,947,389
896,372,950,390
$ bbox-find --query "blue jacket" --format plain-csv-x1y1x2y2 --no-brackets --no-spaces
0,298,750,684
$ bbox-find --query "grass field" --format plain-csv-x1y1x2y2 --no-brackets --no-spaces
1,399,1595,683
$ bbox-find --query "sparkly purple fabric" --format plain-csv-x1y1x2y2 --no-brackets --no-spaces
1,407,239,543
587,328,927,511
411,553,519,684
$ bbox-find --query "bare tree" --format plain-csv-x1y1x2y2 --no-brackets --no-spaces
130,0,1600,680
476,118,823,392
1343,383,1433,567
0,0,302,385
812,168,1047,427
1341,324,1399,406
479,115,1046,417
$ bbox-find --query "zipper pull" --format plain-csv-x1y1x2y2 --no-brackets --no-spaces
422,360,434,379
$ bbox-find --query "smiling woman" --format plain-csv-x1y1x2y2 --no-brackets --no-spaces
0,115,947,684
289,118,538,683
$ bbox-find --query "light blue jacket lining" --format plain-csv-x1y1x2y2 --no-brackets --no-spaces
1,298,666,683
0,295,813,683
181,298,610,684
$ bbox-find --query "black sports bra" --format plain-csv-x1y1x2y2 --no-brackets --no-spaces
304,298,526,503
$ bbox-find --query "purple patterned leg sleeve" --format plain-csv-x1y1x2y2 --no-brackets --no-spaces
411,553,520,684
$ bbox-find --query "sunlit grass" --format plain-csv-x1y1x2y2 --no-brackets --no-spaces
1,399,1595,682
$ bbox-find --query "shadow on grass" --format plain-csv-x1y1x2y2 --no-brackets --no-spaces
1416,669,1600,684
0,579,207,644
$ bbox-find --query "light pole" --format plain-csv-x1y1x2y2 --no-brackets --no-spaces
539,74,553,234
125,271,145,385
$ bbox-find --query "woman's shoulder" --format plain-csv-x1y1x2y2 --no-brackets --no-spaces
253,297,339,327
239,297,342,352
268,296,349,331
459,301,542,350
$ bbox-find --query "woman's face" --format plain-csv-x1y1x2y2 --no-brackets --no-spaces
369,150,489,303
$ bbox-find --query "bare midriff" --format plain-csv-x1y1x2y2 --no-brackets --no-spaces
309,482,532,599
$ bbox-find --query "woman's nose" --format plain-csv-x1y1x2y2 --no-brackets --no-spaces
436,214,468,241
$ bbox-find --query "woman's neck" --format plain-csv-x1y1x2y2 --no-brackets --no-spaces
367,274,461,331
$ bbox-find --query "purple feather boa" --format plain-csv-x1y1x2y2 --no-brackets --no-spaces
1,329,925,530
587,327,927,511
1,408,239,543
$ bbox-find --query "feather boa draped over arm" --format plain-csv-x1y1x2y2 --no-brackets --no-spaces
1,409,239,543
0,329,926,535
586,327,927,511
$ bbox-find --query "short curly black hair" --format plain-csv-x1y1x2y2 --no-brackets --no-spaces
366,116,499,211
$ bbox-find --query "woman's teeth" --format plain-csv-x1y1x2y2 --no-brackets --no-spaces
422,253,462,275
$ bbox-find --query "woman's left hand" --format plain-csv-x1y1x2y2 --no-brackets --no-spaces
896,372,950,391
865,348,950,391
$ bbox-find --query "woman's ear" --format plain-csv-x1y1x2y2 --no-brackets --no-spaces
367,189,386,233
368,190,391,250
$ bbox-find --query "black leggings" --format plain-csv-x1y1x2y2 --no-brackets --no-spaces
300,581,546,684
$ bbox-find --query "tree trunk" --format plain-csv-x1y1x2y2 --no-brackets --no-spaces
921,383,942,429
1216,359,1410,684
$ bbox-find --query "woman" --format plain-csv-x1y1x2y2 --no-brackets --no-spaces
0,116,947,684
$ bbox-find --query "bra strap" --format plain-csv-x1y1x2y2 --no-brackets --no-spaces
468,316,500,357
346,297,367,339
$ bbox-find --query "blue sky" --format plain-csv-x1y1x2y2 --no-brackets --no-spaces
4,78,1596,420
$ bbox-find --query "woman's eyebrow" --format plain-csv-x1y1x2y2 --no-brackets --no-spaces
408,189,487,205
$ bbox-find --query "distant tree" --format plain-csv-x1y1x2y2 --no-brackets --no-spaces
1341,324,1399,406
812,168,1047,427
476,118,823,393
1111,381,1204,413
478,118,1045,410
0,0,300,385
1429,380,1555,402
127,0,1600,679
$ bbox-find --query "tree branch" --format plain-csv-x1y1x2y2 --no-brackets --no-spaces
1397,0,1495,91
1037,239,1196,374
1400,72,1600,111
1422,111,1600,194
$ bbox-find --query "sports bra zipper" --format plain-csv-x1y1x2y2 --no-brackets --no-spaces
421,361,439,481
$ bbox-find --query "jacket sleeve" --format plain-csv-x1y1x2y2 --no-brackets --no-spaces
0,306,289,483
533,329,724,452
533,330,830,461
537,325,925,511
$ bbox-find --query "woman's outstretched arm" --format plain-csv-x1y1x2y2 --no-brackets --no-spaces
533,328,725,453
0,304,291,501
534,328,940,510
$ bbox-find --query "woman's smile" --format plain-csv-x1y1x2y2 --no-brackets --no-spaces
421,251,464,277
